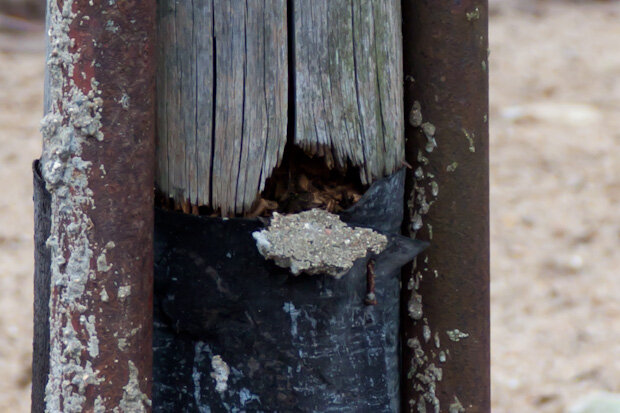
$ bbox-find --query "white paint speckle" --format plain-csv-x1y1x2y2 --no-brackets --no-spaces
423,324,431,343
210,355,230,394
119,93,130,110
239,388,261,407
118,285,131,300
100,287,109,302
96,251,112,272
409,101,423,127
105,19,119,33
449,396,465,413
446,329,470,342
117,338,128,352
283,302,300,337
462,128,476,152
192,342,211,412
118,361,151,412
80,314,99,358
446,162,459,172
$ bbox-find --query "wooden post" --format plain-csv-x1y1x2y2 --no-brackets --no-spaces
156,0,288,215
156,0,404,215
152,0,410,411
402,1,490,412
36,0,156,411
292,0,404,185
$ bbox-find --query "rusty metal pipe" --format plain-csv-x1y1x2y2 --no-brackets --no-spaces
401,1,490,412
36,0,156,411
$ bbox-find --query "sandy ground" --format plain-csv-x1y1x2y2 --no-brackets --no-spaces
489,1,620,412
0,1,618,411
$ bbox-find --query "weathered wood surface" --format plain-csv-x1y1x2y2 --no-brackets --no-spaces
157,0,403,214
293,0,404,185
157,0,288,215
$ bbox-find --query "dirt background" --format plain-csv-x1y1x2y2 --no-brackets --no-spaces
0,1,618,412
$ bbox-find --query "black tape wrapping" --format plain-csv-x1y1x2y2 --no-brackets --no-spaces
153,169,427,412
32,160,51,413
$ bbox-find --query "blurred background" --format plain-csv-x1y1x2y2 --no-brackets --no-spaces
0,0,618,411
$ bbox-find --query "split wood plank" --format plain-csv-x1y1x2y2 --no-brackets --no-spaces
156,0,403,214
157,0,288,215
293,0,404,185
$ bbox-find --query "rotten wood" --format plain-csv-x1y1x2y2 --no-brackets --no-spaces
402,1,490,412
156,0,288,215
37,0,156,411
157,0,404,216
293,0,404,186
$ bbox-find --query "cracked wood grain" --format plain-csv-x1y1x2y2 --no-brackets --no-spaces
157,0,287,215
157,0,403,215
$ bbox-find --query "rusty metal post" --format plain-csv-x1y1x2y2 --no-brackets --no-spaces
37,0,156,411
401,1,489,412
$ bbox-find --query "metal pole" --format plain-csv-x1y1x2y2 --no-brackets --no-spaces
37,0,156,411
401,1,490,412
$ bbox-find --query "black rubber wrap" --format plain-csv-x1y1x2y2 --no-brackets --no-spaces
153,170,427,412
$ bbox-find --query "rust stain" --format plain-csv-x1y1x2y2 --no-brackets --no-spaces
39,0,156,411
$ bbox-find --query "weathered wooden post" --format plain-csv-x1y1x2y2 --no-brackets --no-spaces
156,0,403,216
34,0,156,411
402,1,490,412
152,0,424,411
